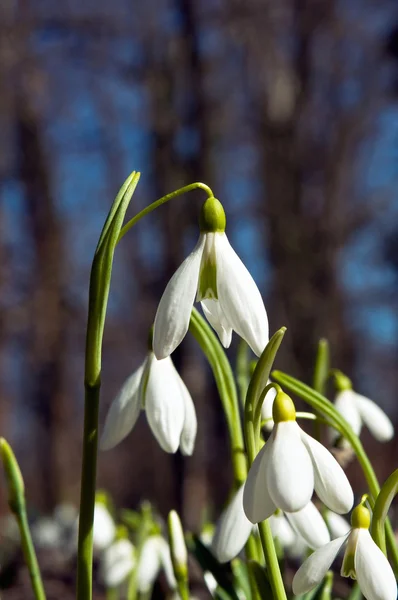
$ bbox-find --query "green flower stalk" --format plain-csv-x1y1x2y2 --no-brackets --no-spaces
0,438,46,600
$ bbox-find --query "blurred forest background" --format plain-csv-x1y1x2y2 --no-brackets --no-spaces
1,0,398,562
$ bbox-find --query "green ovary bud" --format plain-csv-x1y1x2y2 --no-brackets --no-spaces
272,391,296,423
199,197,226,233
334,370,353,391
351,504,371,529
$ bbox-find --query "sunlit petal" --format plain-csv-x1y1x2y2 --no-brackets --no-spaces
301,430,353,514
153,235,205,359
355,529,397,600
176,368,197,456
269,513,295,548
286,502,330,549
267,421,313,513
145,355,185,453
100,361,145,450
354,393,394,442
261,384,277,431
292,535,348,595
243,442,277,523
216,233,269,356
212,485,252,563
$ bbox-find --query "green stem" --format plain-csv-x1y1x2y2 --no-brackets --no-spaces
76,384,100,599
271,370,398,573
18,509,46,600
312,339,329,441
118,182,213,242
372,469,398,554
236,340,250,410
257,521,287,600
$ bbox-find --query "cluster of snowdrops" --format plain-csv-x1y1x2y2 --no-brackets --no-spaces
1,172,397,600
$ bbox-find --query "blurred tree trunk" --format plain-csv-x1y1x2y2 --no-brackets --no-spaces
16,91,69,511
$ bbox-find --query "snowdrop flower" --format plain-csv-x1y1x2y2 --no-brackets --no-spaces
243,391,354,523
101,538,135,588
168,510,188,579
212,483,330,563
137,535,176,593
101,351,196,455
331,374,394,445
293,504,397,600
153,196,269,359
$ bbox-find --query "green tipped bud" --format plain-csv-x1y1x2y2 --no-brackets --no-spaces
334,370,352,391
168,510,188,580
351,504,371,529
199,197,226,233
0,438,25,514
272,391,296,423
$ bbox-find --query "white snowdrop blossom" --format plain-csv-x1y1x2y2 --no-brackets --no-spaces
212,483,330,563
101,538,135,588
153,196,269,359
331,388,394,446
243,392,354,523
137,536,176,593
93,503,116,552
168,510,187,571
100,352,196,455
293,505,397,600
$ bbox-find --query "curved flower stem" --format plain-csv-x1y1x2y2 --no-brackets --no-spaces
236,340,250,410
118,182,214,242
271,370,398,573
372,469,398,555
0,439,46,600
312,339,330,440
78,174,213,600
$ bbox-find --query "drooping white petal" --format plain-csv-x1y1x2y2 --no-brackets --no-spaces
145,355,185,453
215,233,269,356
93,504,115,552
243,442,277,523
100,362,145,450
267,421,314,513
354,393,394,442
261,384,277,431
101,539,135,588
212,485,252,563
326,511,351,539
201,299,232,348
286,502,330,549
153,235,205,359
355,529,397,600
300,430,354,514
177,371,197,456
269,513,295,548
330,389,362,446
136,537,162,592
156,536,177,590
292,534,348,595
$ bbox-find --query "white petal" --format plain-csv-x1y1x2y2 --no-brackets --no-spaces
93,504,115,552
156,536,177,590
354,393,394,442
137,537,162,592
269,513,296,548
301,430,354,514
267,421,314,513
261,384,277,431
201,299,232,348
212,485,252,563
355,529,397,600
177,371,197,456
100,362,145,450
145,355,185,453
243,442,277,523
326,511,351,539
215,233,269,356
101,539,135,588
153,235,205,359
292,535,348,595
330,389,362,447
286,502,330,549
